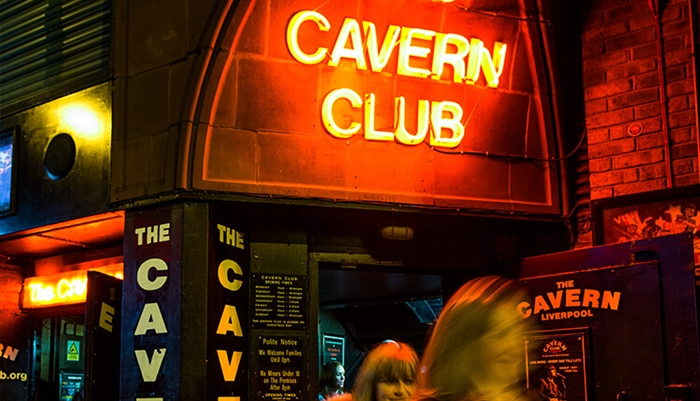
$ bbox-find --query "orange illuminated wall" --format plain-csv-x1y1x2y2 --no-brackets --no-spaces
193,0,562,215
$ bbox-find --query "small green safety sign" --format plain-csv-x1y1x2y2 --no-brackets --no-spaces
67,340,80,361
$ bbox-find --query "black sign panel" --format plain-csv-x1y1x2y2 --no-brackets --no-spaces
521,262,665,400
121,204,183,400
208,206,249,400
252,275,306,330
85,271,122,401
255,336,304,401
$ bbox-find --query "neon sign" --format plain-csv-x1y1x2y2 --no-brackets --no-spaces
286,10,508,148
22,265,123,309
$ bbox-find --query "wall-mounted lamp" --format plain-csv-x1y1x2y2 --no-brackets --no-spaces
379,225,415,241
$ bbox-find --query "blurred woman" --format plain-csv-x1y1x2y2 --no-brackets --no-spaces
334,340,419,401
414,276,539,401
319,360,346,401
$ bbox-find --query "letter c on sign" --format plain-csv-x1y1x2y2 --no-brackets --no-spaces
287,10,330,65
218,259,243,291
137,258,168,291
322,88,362,138
517,301,532,318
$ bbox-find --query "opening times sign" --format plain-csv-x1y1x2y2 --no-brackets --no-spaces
252,274,306,330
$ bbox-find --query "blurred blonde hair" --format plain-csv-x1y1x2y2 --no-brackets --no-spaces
415,276,537,401
350,340,419,401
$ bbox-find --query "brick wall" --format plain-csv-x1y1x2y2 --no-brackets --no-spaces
583,0,699,199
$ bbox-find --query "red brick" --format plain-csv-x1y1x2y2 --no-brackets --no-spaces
583,20,629,42
610,124,629,140
605,2,654,23
637,132,665,149
673,158,695,175
670,126,694,143
584,70,606,86
662,19,690,36
586,108,635,129
635,71,661,88
591,188,614,199
668,109,696,128
664,48,693,67
675,174,700,186
639,162,668,180
607,57,657,80
632,42,658,59
665,65,688,82
590,168,638,186
612,148,665,168
586,98,608,116
672,142,698,158
635,102,662,119
589,0,627,15
614,179,668,196
590,157,612,172
588,128,610,144
661,3,683,23
667,95,689,112
662,36,686,53
606,29,656,51
583,51,630,72
588,137,636,157
583,40,606,58
609,88,659,109
666,78,694,97
628,13,656,31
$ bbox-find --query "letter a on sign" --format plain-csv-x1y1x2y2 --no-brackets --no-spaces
216,305,243,336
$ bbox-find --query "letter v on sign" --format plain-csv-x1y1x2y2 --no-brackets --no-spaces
135,348,167,382
218,350,243,381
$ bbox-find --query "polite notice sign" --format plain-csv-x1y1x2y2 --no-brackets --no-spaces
252,274,306,330
256,336,304,401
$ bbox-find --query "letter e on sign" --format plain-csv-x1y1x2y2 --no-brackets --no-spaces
99,302,115,332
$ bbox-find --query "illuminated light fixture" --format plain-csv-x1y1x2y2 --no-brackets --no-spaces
432,0,456,2
58,103,105,139
379,225,415,241
22,265,123,309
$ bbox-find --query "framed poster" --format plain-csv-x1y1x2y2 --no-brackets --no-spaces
525,329,590,401
591,186,700,264
321,334,344,365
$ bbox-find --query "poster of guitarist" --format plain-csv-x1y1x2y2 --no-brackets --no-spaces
540,365,567,401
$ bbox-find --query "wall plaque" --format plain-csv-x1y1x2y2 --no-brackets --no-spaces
256,336,304,401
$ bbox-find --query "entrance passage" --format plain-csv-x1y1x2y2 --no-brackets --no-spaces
32,315,85,401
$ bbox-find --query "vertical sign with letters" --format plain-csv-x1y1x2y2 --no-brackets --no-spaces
121,204,183,400
209,204,249,400
85,270,122,401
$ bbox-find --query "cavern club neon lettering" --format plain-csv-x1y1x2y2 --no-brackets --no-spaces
22,265,123,308
286,10,508,148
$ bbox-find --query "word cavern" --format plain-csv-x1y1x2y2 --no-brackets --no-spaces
286,10,508,148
